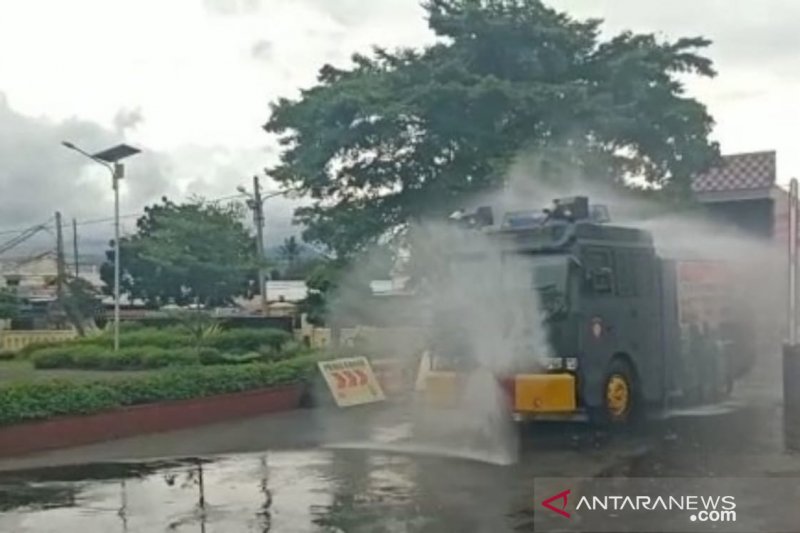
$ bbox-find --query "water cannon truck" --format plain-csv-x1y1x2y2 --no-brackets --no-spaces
423,196,756,424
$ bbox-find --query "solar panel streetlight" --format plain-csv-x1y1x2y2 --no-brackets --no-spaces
62,142,141,352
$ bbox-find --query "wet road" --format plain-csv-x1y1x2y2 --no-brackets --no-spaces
0,426,649,532
0,363,798,532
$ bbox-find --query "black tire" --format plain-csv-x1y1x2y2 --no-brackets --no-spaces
591,358,639,426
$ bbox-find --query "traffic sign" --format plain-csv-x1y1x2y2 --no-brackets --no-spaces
317,357,386,407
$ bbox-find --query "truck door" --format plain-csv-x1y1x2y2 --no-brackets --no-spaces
579,246,619,408
580,246,664,407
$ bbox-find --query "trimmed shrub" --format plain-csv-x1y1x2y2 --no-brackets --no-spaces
24,327,300,369
277,340,309,360
31,345,201,370
31,345,104,369
96,328,194,350
0,349,17,361
18,340,62,358
203,329,291,354
197,347,226,365
0,356,318,425
141,348,199,369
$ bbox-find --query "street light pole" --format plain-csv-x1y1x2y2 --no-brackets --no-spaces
113,162,123,352
62,142,140,352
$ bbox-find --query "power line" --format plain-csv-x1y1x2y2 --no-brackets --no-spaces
0,223,53,237
0,189,292,237
72,213,141,228
0,220,52,256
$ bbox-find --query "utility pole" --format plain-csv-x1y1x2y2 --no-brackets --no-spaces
251,175,268,314
72,218,79,277
54,211,67,307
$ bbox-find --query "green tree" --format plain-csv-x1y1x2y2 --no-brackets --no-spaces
101,197,259,308
299,260,337,326
265,0,718,257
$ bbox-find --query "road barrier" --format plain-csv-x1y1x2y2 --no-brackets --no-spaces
372,358,417,397
318,357,385,407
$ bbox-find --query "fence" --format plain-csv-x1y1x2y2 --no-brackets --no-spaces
0,330,78,352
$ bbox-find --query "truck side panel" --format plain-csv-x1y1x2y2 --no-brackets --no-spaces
658,258,681,402
668,259,736,405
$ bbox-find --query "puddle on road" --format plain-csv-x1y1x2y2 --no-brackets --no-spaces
0,452,333,532
656,400,744,419
0,414,665,533
0,448,522,533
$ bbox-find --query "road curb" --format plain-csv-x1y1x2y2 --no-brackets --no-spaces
0,383,304,458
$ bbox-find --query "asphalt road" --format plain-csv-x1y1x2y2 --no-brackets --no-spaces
0,360,798,532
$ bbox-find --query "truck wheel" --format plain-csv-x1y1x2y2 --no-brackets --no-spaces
593,359,638,426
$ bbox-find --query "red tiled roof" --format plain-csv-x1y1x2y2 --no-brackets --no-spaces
692,151,776,193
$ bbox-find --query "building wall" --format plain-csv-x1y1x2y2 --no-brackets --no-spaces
701,198,775,240
0,255,102,295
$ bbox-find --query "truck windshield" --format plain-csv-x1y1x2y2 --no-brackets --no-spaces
448,252,570,309
528,255,570,317
496,253,571,316
529,255,569,292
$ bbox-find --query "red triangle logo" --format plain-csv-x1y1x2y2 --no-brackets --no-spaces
541,489,571,518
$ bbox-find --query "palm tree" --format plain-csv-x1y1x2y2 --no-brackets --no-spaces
280,236,301,268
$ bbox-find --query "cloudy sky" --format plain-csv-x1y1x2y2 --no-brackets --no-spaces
1,0,798,254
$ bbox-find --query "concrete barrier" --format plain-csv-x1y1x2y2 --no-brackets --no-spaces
372,358,417,397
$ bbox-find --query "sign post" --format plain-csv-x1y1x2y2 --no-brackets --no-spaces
318,357,386,407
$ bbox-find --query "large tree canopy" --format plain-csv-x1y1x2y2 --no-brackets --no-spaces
101,198,258,308
265,0,719,257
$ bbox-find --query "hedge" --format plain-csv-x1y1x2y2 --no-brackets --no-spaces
21,326,304,370
31,345,205,370
0,356,317,426
29,344,312,371
22,327,293,359
202,328,291,353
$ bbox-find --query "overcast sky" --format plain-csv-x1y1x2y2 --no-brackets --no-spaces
1,0,798,253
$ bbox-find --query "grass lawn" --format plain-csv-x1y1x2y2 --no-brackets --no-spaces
0,360,155,386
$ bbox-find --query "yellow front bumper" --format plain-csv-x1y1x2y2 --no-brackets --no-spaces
423,372,576,414
514,373,576,413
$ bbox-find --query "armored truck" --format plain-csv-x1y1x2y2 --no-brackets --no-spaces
424,196,756,424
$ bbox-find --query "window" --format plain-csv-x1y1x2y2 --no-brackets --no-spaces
615,250,637,297
583,247,614,294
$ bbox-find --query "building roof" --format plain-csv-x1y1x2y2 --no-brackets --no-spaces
692,151,776,195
